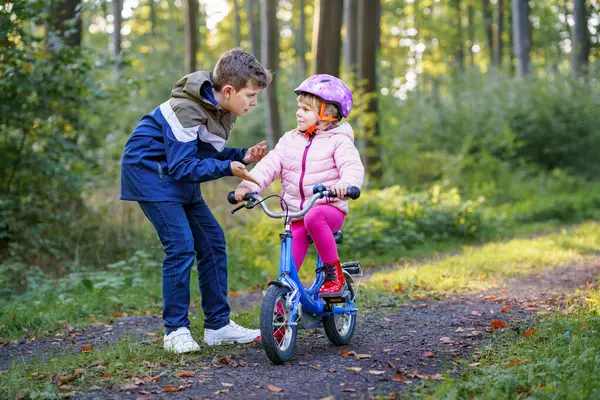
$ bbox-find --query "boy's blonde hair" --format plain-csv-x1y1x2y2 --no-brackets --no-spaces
297,93,341,124
213,48,272,91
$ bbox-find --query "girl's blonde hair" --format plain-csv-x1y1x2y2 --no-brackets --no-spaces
297,93,341,126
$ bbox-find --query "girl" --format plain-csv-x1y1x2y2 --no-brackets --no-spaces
235,74,364,297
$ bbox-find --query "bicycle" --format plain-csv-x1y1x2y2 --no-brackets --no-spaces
227,184,363,364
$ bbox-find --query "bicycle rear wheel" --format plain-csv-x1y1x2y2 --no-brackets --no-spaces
322,300,356,346
260,285,298,364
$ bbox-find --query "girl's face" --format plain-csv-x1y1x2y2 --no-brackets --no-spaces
296,100,318,131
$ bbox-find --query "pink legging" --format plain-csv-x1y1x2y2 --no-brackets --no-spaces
291,205,345,269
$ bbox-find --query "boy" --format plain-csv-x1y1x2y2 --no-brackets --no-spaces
120,48,270,354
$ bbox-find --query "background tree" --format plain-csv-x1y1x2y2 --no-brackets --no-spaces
571,0,590,77
296,0,308,77
247,0,261,59
46,0,82,52
493,0,504,68
344,0,358,84
311,0,343,75
358,0,381,182
184,0,198,73
262,0,282,147
512,0,531,76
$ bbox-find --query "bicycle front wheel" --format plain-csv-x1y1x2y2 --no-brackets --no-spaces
260,285,298,364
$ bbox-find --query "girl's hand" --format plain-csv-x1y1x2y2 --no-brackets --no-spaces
231,161,259,185
330,183,350,198
234,185,253,202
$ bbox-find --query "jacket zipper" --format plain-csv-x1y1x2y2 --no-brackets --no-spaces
298,136,314,210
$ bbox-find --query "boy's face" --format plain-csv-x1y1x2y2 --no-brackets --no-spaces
220,82,261,116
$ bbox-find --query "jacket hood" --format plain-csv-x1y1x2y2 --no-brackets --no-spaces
324,122,355,142
171,71,220,110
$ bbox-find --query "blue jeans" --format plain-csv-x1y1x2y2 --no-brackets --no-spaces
139,198,230,332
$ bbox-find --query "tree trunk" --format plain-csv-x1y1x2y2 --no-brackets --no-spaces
111,0,122,74
482,0,493,66
344,0,358,83
512,0,531,76
453,0,464,71
467,3,474,66
149,0,157,36
247,0,261,59
296,0,308,76
571,0,590,77
261,0,282,148
493,0,504,68
358,0,380,183
233,0,241,47
46,0,82,52
312,0,344,76
184,0,198,74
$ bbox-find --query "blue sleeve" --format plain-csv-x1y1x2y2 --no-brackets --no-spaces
217,147,247,164
165,125,232,183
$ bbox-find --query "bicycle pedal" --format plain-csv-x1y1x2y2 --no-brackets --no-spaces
320,289,351,301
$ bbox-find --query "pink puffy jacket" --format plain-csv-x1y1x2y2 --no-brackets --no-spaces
239,122,365,215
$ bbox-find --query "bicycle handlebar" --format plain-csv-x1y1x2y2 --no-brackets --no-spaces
227,185,361,219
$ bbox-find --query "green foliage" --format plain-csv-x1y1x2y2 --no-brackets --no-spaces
341,185,488,258
380,72,600,200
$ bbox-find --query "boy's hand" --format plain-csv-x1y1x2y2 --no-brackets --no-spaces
231,161,259,185
243,140,267,164
330,183,350,198
234,185,253,202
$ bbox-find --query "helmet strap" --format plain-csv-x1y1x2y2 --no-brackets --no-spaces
302,103,337,138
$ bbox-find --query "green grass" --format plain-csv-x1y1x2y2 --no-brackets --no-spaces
365,222,600,299
421,290,600,399
0,307,260,399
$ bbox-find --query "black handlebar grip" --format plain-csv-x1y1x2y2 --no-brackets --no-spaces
346,186,361,200
227,191,238,205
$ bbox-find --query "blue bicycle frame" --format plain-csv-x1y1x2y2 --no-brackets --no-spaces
275,229,357,325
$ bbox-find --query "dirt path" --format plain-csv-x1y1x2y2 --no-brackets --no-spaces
2,260,598,399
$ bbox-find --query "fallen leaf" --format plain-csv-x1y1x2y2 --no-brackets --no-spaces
214,389,229,394
392,375,405,382
455,327,466,333
163,386,181,392
469,362,481,367
113,312,124,318
386,362,395,369
500,307,510,313
355,353,372,359
382,348,392,352
429,373,444,380
439,337,453,344
327,368,337,373
383,317,392,322
524,328,537,338
368,370,386,375
221,382,234,387
340,388,356,392
422,351,436,358
341,349,351,357
310,364,321,370
298,362,308,366
268,384,284,393
102,372,110,379
74,368,85,375
58,375,76,384
490,320,507,329
471,311,482,316
505,358,520,369
535,275,541,279
500,289,509,293
120,383,138,390
177,371,195,377
80,344,93,353
346,367,362,372
58,385,71,392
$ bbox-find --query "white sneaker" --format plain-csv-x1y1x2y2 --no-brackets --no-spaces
163,327,201,354
203,320,260,346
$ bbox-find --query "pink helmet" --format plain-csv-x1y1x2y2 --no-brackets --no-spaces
294,74,353,118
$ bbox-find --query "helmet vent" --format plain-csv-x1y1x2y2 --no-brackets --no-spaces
319,79,331,83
